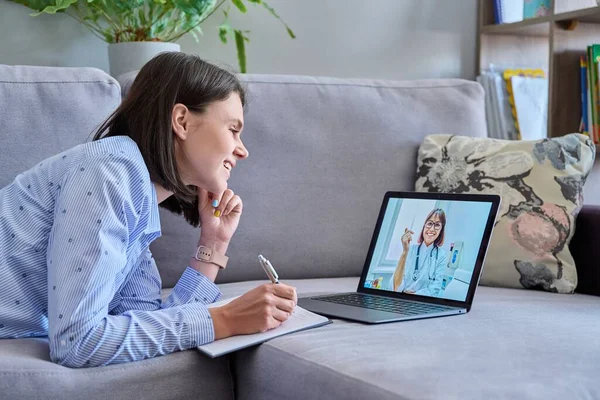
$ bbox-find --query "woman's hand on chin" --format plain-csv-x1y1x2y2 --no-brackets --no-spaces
197,187,243,248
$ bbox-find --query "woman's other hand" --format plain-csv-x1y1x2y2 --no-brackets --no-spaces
197,187,243,246
209,283,298,339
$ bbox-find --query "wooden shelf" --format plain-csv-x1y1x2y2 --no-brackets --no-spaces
555,6,600,23
481,6,600,36
482,17,552,36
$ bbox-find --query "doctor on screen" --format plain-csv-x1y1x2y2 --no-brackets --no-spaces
390,208,447,297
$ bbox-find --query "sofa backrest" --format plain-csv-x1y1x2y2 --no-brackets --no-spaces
0,65,120,188
0,66,489,286
149,74,489,285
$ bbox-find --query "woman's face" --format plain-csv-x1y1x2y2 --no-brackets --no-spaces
422,214,443,246
173,92,249,194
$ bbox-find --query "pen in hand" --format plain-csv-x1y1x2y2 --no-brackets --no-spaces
258,254,279,284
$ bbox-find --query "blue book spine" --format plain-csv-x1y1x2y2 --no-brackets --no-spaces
581,55,589,135
493,0,502,24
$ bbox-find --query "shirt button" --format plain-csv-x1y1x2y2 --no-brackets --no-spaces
61,340,66,346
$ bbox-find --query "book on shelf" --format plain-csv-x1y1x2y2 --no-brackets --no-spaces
477,65,547,141
580,46,600,145
522,0,551,19
580,55,589,137
492,0,550,24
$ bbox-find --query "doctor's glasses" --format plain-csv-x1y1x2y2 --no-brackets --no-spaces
424,221,443,230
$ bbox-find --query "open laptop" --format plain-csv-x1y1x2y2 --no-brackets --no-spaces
298,191,501,324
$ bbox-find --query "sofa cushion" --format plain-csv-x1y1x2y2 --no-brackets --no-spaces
0,65,121,188
221,277,600,400
145,74,488,287
415,133,596,293
0,336,234,400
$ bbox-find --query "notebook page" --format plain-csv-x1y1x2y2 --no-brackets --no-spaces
197,296,331,358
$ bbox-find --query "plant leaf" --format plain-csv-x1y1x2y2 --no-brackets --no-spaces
172,0,215,17
29,0,78,15
234,29,246,73
261,1,295,38
286,27,295,39
231,0,246,13
247,0,260,3
8,0,56,12
218,22,231,44
190,25,203,42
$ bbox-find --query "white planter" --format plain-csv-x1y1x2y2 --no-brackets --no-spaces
108,42,181,79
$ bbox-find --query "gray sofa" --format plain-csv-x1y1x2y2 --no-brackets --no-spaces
1,65,599,400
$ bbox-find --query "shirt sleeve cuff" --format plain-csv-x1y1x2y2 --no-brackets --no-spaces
179,303,216,347
163,267,222,308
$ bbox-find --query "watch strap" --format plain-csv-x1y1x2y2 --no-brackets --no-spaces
194,245,228,269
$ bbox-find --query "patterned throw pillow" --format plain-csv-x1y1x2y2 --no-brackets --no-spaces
415,133,596,293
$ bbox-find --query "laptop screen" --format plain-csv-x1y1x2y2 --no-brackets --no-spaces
362,196,494,302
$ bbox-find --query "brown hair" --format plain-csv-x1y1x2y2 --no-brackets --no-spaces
417,208,446,247
92,52,246,227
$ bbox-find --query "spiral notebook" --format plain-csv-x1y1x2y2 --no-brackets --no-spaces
197,296,332,358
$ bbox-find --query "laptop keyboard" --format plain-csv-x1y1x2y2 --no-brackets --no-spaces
309,293,455,315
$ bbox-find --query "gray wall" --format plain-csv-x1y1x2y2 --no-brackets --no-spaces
0,0,477,80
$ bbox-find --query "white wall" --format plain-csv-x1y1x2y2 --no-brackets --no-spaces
0,0,477,81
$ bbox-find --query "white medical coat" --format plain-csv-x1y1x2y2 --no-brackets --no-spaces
391,242,447,297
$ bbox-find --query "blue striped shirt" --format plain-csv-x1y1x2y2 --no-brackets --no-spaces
0,135,222,368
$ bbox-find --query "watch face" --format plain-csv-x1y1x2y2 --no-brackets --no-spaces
196,245,212,261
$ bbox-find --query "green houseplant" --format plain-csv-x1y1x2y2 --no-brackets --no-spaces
10,0,295,75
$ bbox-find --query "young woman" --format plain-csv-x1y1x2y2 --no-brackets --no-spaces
390,209,448,297
0,52,297,368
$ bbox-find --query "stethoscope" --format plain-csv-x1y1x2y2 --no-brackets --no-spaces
412,243,439,282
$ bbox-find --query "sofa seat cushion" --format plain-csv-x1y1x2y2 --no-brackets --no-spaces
222,278,600,400
0,337,234,400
